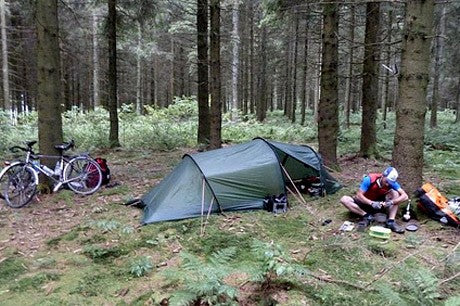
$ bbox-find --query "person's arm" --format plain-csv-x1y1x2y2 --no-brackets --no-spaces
356,189,374,206
390,187,409,205
355,176,374,206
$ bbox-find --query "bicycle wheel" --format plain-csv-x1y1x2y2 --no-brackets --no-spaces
2,163,37,208
64,157,102,195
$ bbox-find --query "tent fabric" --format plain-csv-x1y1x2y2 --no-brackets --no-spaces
141,138,341,224
260,138,341,194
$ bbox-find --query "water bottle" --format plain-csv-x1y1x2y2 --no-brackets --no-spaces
54,161,62,176
31,159,40,169
42,165,54,176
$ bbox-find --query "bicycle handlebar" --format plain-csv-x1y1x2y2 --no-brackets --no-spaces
9,146,29,153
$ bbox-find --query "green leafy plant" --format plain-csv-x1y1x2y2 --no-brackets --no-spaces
402,268,441,305
129,256,153,277
83,245,125,263
89,220,121,232
248,239,309,289
162,247,239,306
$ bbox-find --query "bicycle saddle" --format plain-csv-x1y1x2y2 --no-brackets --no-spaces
54,140,74,151
26,140,37,148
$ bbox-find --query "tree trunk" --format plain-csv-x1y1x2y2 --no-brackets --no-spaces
197,0,210,144
455,77,460,123
231,0,240,117
108,0,120,147
256,26,267,122
36,0,63,179
209,0,221,149
92,12,100,108
152,56,158,107
344,4,355,129
430,4,446,129
249,3,255,114
291,11,299,123
1,0,10,114
318,3,339,168
383,8,393,130
135,20,143,114
300,14,309,126
284,33,292,117
359,2,380,158
393,0,434,193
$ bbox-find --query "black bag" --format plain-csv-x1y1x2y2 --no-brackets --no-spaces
263,194,288,214
95,157,111,185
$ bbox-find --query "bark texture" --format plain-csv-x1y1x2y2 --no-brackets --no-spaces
197,0,210,144
360,2,380,157
318,3,339,168
209,0,222,149
36,0,63,169
108,0,120,147
1,0,10,112
430,4,446,128
393,0,434,193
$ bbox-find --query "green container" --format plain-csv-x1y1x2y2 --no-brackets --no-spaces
369,226,391,239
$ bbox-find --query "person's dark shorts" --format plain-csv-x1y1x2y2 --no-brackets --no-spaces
353,197,386,214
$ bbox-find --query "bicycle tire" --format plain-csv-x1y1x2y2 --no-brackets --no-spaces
2,163,38,208
64,156,102,195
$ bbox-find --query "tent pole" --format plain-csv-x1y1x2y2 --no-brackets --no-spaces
280,163,307,205
286,185,303,204
286,185,316,216
201,197,215,237
201,178,205,236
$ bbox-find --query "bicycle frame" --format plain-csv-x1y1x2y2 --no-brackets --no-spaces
22,151,92,192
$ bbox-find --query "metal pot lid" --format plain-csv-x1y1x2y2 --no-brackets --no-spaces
406,224,419,231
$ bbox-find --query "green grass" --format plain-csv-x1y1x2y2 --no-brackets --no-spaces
0,258,27,286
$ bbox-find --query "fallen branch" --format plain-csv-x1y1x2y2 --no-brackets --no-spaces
431,242,460,271
365,249,422,289
439,271,460,286
311,273,373,291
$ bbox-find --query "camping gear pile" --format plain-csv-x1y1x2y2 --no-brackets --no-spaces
140,138,341,224
415,182,460,227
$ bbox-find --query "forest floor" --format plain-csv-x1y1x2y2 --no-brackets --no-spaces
0,147,459,305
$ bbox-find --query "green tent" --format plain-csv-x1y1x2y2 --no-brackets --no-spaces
141,138,341,224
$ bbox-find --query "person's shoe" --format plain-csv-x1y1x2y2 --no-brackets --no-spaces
386,220,405,234
357,215,374,231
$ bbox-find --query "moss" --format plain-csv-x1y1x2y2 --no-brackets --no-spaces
52,190,74,205
46,226,87,248
366,238,398,258
82,244,127,263
9,272,60,292
99,185,130,197
0,257,27,286
33,257,57,269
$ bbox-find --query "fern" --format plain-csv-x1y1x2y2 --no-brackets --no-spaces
168,290,197,306
248,239,309,288
376,283,408,306
129,256,153,277
403,268,441,305
445,296,460,306
161,247,239,305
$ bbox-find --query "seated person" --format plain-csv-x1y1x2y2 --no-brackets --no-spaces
340,167,408,233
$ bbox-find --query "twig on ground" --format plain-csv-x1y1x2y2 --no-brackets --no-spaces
439,271,460,286
431,242,460,271
364,249,422,289
310,273,373,291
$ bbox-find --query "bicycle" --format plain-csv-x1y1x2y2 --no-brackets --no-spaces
0,140,103,208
